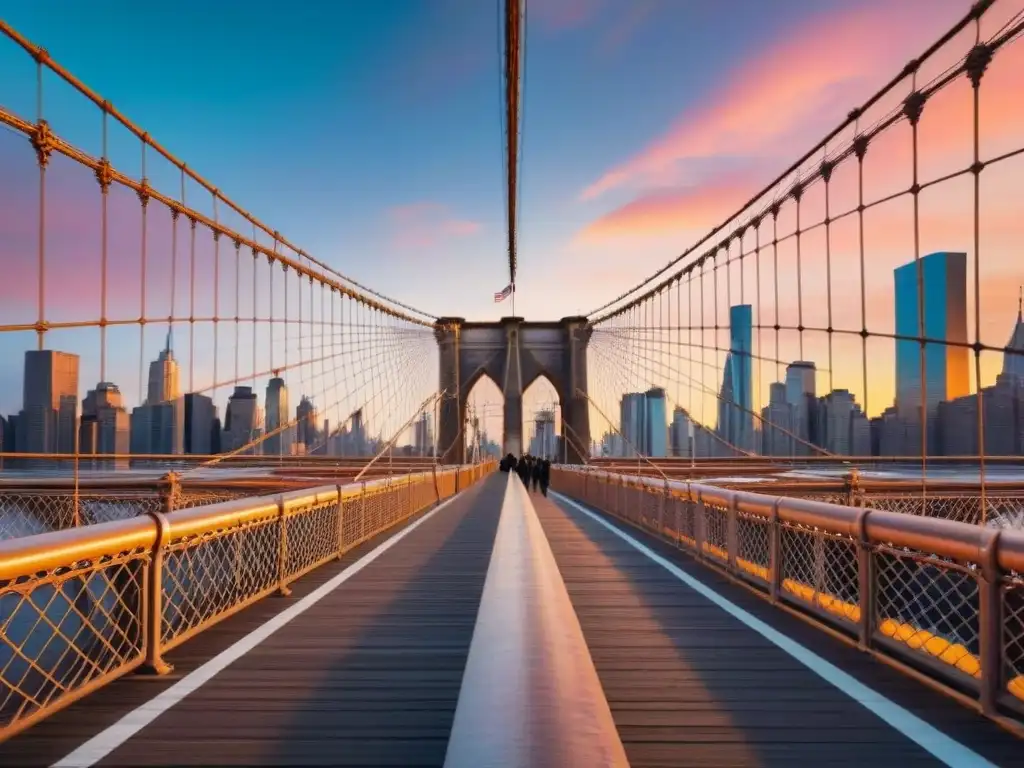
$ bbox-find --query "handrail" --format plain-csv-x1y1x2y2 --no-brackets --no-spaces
551,466,1024,728
444,474,628,767
561,467,1024,570
0,462,497,742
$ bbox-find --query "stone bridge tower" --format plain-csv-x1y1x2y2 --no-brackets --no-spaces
434,316,591,464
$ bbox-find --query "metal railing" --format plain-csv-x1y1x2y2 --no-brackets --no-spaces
0,462,446,540
551,467,1024,728
587,462,1024,527
0,462,495,742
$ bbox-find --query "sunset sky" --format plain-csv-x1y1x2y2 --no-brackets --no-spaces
0,0,1022,446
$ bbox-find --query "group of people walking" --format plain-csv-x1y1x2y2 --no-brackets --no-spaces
499,453,551,496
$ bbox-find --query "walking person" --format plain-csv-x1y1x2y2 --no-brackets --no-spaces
518,454,530,486
531,459,542,493
539,459,551,497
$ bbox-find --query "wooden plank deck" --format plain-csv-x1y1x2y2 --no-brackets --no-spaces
1,474,505,768
533,491,1022,768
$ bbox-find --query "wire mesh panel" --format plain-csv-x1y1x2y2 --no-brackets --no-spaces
0,524,151,737
736,511,771,583
161,506,281,650
283,496,341,585
1003,574,1024,712
873,548,981,681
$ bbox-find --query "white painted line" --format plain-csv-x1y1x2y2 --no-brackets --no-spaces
551,491,997,768
52,492,467,768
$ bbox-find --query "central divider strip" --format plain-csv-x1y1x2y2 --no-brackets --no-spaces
443,474,629,768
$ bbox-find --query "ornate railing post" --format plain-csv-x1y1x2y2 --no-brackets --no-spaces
659,480,669,540
141,471,178,675
845,468,864,507
978,528,1003,715
335,484,345,558
694,492,707,561
855,507,873,650
768,499,782,604
276,497,291,596
727,496,739,573
360,481,368,542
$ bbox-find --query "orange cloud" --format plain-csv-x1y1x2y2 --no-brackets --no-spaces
579,0,968,202
575,172,758,245
388,202,482,249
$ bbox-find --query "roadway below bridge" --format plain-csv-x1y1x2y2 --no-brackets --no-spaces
2,475,1020,767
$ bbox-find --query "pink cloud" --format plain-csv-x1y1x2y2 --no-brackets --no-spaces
575,172,758,245
579,0,968,202
387,202,482,249
0,139,247,329
598,1,659,56
533,0,605,31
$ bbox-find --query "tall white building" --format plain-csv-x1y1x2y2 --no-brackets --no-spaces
131,332,184,455
148,330,180,403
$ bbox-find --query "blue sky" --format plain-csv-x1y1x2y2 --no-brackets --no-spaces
3,0,1019,444
0,0,846,322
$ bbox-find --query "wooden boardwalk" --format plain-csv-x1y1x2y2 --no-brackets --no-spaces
0,474,506,768
532,491,1022,768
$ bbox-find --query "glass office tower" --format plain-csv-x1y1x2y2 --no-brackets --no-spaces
893,251,969,453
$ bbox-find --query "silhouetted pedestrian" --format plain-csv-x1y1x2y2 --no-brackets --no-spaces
531,459,541,492
539,459,551,497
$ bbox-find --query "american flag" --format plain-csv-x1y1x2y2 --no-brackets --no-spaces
494,283,513,302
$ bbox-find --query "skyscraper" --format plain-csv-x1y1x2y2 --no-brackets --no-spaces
414,412,434,457
148,330,180,404
785,361,816,452
131,333,184,456
619,392,646,457
670,406,692,457
223,386,261,453
644,387,667,458
296,396,318,452
264,377,290,457
894,252,968,454
530,410,556,459
183,393,217,455
79,382,130,468
718,305,753,450
761,382,794,456
19,350,80,457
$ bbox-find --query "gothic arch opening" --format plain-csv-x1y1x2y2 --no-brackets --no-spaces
462,369,503,462
523,373,561,461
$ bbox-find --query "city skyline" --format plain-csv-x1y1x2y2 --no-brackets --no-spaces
591,252,1024,460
